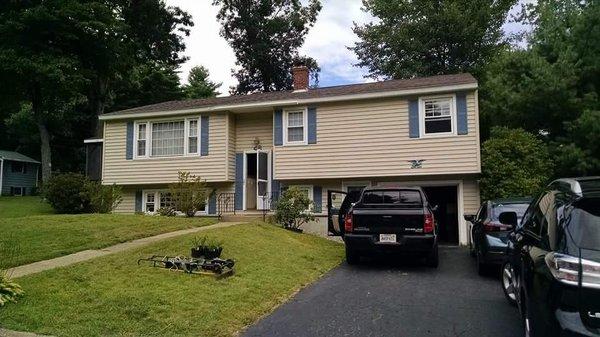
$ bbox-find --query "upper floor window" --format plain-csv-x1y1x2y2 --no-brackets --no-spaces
284,109,307,145
419,96,456,136
134,117,200,159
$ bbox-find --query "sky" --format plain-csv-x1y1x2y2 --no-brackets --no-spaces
166,0,531,93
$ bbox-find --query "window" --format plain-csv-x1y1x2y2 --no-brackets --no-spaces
137,123,147,157
187,119,199,154
11,162,25,174
11,187,24,196
281,185,313,210
361,190,422,205
420,96,455,136
134,117,201,158
284,109,307,145
143,190,207,215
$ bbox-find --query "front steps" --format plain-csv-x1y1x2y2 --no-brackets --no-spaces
219,212,272,223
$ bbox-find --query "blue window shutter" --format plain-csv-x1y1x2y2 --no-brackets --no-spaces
208,192,216,215
313,186,322,213
201,116,209,155
273,109,283,146
408,99,420,138
234,153,244,210
308,106,317,144
126,122,134,159
456,93,468,135
135,190,142,212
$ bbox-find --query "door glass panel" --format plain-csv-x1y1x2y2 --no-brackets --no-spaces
258,152,268,180
257,181,267,197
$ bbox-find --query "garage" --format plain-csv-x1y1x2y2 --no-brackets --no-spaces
422,186,459,245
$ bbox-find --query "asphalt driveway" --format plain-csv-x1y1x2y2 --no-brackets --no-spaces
242,246,522,337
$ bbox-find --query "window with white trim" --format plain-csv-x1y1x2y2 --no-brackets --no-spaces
137,123,147,157
284,109,307,145
420,96,455,136
143,190,207,215
282,185,313,211
134,117,201,159
187,119,199,154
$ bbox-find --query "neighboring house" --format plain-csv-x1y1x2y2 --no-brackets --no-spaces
88,69,481,245
0,150,40,196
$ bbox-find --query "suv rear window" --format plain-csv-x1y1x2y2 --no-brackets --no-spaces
361,190,422,205
567,197,600,250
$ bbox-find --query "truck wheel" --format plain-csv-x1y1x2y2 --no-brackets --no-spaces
426,245,439,268
345,246,359,265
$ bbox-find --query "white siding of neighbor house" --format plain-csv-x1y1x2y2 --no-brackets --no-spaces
102,113,229,185
274,92,480,180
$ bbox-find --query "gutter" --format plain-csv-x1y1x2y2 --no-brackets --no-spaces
99,83,478,121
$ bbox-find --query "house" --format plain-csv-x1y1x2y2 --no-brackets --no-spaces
89,69,481,245
0,150,40,196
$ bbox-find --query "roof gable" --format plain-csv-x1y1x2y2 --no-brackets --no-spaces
0,150,40,164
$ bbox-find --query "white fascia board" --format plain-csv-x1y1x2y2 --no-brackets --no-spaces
99,83,478,121
84,138,104,144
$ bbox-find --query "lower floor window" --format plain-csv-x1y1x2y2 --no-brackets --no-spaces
143,190,206,214
11,187,24,196
281,185,313,211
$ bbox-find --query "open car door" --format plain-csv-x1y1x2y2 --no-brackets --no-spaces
327,190,363,236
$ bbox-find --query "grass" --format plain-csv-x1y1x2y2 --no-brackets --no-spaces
0,196,54,218
0,223,344,337
0,214,217,268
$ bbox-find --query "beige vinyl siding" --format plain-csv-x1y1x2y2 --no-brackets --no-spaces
462,179,480,215
102,113,228,185
114,188,136,213
227,113,236,181
235,112,273,152
274,92,480,180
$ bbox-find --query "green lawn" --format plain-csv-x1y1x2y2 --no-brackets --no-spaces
0,196,54,218
0,214,217,268
0,223,344,337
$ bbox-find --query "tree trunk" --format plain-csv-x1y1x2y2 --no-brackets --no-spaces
89,75,108,137
31,83,52,183
37,121,52,183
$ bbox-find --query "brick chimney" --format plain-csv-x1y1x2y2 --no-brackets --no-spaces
292,66,309,91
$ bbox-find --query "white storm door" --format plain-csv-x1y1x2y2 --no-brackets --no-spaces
256,151,270,210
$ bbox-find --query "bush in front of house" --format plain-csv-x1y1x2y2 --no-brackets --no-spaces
274,186,315,231
43,173,122,214
168,171,212,217
480,127,553,201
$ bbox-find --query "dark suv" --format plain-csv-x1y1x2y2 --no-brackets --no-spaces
500,177,600,337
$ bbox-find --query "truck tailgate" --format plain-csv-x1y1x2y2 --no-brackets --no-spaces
353,208,424,234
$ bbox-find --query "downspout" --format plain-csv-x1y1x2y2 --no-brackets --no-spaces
0,158,4,196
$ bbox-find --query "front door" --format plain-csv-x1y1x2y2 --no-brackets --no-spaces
256,150,270,210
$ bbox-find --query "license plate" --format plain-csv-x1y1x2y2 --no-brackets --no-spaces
379,234,396,243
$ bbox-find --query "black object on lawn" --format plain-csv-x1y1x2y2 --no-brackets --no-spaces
137,255,235,277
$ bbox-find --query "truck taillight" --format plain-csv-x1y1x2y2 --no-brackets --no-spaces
483,221,511,232
545,252,600,288
344,212,353,233
424,212,434,234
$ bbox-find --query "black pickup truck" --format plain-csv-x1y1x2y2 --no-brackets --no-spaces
328,186,439,267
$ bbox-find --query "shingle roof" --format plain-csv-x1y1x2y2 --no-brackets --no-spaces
0,150,40,164
103,73,477,117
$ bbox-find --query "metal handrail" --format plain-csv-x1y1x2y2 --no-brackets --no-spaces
217,193,236,218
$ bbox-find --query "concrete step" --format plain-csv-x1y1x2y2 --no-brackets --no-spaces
219,214,267,222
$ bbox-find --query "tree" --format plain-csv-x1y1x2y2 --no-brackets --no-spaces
479,0,599,176
212,0,322,94
352,0,516,79
480,127,552,201
183,66,222,99
169,172,212,217
0,1,88,182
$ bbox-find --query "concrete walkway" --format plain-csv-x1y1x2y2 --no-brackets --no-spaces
6,221,242,278
0,328,51,337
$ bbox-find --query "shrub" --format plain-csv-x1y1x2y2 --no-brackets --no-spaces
0,237,23,307
157,207,176,217
169,171,212,217
42,173,91,213
43,173,123,214
85,182,123,213
274,186,315,230
480,127,553,201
